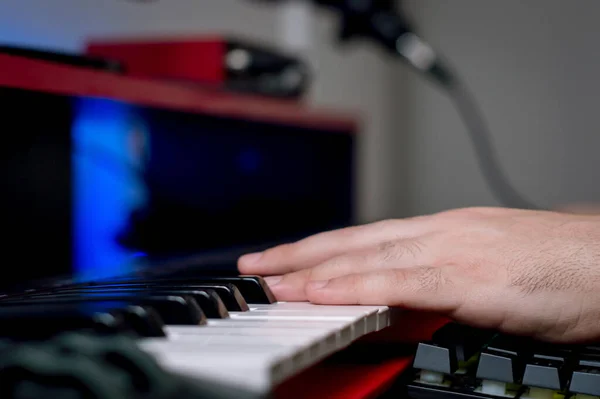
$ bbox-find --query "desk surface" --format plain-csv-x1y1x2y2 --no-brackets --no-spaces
0,53,358,132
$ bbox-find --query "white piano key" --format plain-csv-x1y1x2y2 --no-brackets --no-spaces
141,338,315,386
201,317,356,348
164,325,340,365
229,314,361,342
230,312,356,321
140,302,394,395
145,334,316,347
251,302,387,316
244,303,387,333
166,325,334,338
377,307,390,330
148,348,287,393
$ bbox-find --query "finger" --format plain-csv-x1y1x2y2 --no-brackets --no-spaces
266,238,437,301
305,267,462,312
238,216,438,275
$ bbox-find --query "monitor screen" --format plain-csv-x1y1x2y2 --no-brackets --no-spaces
0,87,355,288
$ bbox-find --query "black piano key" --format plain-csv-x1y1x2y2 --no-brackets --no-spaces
1,295,206,326
175,284,248,312
9,281,250,313
121,305,167,338
28,287,229,319
32,282,250,312
476,334,530,384
81,275,275,304
163,276,276,304
112,283,249,312
0,304,132,340
138,289,229,319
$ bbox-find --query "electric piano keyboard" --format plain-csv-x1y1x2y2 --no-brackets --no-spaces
0,273,402,398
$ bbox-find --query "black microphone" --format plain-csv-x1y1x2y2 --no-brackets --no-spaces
256,0,455,86
312,0,455,86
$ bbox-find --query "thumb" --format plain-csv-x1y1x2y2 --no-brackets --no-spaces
305,267,461,312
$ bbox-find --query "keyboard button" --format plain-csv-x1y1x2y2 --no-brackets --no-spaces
413,342,457,374
476,334,529,383
522,344,572,390
569,354,600,395
431,323,493,363
414,323,492,374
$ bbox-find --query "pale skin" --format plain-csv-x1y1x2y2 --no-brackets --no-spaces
238,207,600,343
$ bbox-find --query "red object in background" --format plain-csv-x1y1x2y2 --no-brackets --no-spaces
0,52,355,132
85,36,310,99
87,36,226,85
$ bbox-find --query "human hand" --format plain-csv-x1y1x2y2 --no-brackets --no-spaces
238,207,600,343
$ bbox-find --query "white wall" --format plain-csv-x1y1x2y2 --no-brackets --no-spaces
397,0,600,215
0,0,399,223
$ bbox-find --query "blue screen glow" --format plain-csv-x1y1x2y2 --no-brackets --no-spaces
72,97,149,281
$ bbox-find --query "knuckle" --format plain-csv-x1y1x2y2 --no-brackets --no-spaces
415,267,448,292
393,267,449,293
376,239,424,264
376,241,399,264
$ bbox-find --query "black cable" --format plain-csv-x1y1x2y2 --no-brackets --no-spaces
444,76,543,210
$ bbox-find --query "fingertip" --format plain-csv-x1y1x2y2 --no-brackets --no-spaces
237,252,263,273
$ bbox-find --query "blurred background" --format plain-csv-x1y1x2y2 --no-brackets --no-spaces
3,0,600,220
2,0,600,282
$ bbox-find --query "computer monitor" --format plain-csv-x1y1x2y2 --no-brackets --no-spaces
0,84,355,288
